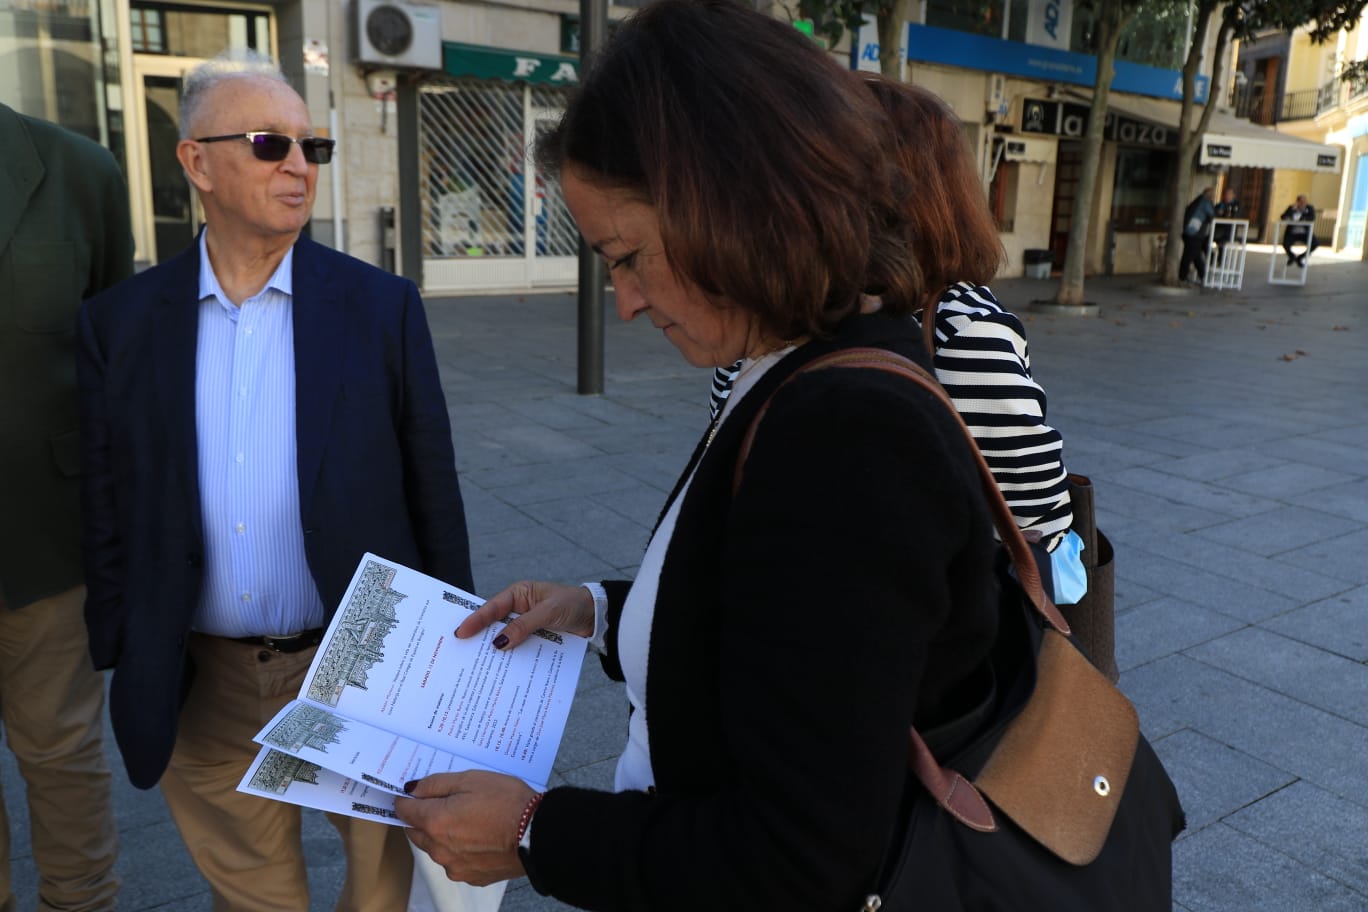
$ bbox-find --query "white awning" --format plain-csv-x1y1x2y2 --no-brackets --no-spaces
1062,90,1342,173
1197,113,1341,173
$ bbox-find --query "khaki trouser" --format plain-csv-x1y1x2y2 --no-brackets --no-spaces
0,585,119,912
160,634,412,912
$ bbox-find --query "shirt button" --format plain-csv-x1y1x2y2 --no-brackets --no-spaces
235,522,245,534
245,326,254,336
241,592,251,602
239,386,248,398
236,453,244,464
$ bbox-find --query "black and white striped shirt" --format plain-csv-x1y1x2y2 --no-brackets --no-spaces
916,281,1072,547
708,282,1072,547
709,362,739,423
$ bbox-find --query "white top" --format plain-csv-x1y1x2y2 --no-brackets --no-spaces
608,347,793,792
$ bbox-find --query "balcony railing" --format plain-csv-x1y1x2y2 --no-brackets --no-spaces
1309,77,1368,117
1280,88,1320,120
1317,80,1341,112
1228,71,1368,125
1231,88,1262,121
1356,80,1368,104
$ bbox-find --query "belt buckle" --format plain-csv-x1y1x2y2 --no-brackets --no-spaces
262,631,307,651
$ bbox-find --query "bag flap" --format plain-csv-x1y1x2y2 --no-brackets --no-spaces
974,629,1139,865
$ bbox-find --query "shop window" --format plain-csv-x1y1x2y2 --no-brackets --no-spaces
419,79,578,259
926,0,1007,39
990,160,1019,233
131,9,166,53
5,7,92,41
129,3,270,57
1110,146,1175,231
0,3,110,146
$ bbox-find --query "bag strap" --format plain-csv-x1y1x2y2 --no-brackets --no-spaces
1066,472,1099,566
733,347,1068,632
732,346,1072,831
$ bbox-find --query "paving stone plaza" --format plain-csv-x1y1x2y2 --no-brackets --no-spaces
3,247,1364,910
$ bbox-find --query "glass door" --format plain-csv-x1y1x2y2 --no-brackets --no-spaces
130,56,206,265
146,71,195,264
1049,142,1084,272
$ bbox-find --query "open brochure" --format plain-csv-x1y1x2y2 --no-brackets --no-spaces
236,553,587,826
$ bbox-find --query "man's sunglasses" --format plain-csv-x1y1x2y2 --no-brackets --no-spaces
194,131,336,164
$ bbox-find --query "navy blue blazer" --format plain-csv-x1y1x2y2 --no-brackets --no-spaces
77,234,473,789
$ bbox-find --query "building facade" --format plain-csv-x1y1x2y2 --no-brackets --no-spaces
856,0,1343,277
1233,17,1368,257
2,1,1353,297
1,0,624,292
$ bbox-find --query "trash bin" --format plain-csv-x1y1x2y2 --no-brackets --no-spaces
1023,248,1052,279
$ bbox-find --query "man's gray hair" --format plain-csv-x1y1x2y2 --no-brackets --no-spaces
179,49,291,139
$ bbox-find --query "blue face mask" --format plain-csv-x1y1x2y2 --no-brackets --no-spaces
1050,529,1088,605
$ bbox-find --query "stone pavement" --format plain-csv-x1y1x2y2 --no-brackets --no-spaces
1,246,1364,910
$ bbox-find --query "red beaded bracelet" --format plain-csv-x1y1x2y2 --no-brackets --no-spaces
516,791,545,844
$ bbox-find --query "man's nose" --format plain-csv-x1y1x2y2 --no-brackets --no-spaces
281,141,309,173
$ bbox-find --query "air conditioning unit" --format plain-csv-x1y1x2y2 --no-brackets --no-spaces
1002,136,1056,164
353,0,442,70
986,74,1007,116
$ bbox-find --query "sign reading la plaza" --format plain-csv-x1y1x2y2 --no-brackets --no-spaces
1021,99,1176,148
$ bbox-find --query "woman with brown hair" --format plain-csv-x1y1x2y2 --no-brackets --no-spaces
393,0,1010,906
395,3,1183,905
712,77,1084,600
863,75,1086,604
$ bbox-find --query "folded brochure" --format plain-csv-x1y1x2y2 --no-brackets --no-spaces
236,553,587,825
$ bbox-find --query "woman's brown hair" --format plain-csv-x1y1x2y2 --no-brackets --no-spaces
861,75,1005,332
536,0,921,340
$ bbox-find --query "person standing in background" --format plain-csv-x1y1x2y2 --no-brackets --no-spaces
1178,187,1216,286
77,52,473,910
862,76,1081,606
1212,187,1242,264
0,100,130,912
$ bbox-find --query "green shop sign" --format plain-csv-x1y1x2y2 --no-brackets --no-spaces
442,42,579,85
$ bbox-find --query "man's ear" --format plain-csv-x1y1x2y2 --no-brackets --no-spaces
178,139,213,194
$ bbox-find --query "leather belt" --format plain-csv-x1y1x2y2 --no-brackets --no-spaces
230,628,324,654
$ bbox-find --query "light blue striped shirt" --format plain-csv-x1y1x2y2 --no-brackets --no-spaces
192,232,325,637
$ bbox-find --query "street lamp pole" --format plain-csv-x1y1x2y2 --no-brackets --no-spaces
576,0,607,395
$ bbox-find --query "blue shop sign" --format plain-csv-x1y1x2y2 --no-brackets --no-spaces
903,23,1207,103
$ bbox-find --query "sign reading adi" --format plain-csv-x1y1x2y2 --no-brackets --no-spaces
443,42,579,86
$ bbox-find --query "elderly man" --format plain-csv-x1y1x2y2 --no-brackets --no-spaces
1280,194,1318,267
77,52,473,909
1178,186,1216,285
0,101,130,912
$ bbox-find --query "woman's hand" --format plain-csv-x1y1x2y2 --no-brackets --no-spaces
456,581,594,650
395,771,537,886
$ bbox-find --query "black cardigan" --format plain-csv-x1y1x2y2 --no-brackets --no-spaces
526,314,1002,910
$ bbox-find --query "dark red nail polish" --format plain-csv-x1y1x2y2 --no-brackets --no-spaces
403,780,418,794
493,634,509,649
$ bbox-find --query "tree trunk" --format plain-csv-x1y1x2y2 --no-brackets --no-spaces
1162,2,1222,285
877,0,910,78
1054,2,1130,307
